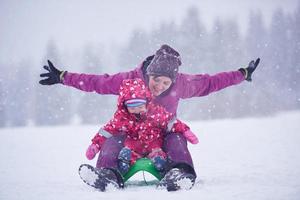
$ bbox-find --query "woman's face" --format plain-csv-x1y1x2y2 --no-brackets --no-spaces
148,75,172,96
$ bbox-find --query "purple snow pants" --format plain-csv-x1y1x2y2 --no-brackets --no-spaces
96,133,196,176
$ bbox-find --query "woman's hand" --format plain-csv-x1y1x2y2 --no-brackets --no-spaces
183,130,199,144
239,58,260,81
39,60,66,85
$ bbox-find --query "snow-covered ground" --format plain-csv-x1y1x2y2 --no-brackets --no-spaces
1,111,300,200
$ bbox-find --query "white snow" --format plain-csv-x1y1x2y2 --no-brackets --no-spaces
0,111,300,200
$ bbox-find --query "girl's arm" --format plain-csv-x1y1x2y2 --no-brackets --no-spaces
167,117,199,144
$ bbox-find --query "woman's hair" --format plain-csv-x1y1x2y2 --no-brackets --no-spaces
142,55,155,84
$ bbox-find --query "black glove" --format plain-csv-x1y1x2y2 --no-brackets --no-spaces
239,58,260,82
39,60,65,85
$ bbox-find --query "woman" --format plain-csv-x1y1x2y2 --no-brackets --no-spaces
39,44,260,191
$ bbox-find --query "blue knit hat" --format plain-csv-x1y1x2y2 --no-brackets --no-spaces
125,98,147,107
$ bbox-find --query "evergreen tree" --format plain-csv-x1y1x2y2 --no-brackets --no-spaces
119,29,152,70
1,63,28,126
268,8,290,111
206,18,245,119
289,1,300,109
149,21,179,51
244,10,271,116
222,19,244,68
77,44,113,124
177,6,208,73
245,10,268,61
7,61,32,126
176,6,210,120
208,18,227,72
35,40,72,125
0,79,5,127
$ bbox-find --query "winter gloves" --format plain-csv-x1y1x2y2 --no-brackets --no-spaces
239,58,260,82
86,144,100,160
39,60,66,85
86,133,108,160
183,130,199,144
118,147,168,174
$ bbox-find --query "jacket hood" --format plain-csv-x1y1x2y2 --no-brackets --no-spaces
118,78,153,110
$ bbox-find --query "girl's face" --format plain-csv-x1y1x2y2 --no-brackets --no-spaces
127,104,147,114
148,75,172,96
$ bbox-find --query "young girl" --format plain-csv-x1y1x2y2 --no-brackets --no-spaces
85,78,198,175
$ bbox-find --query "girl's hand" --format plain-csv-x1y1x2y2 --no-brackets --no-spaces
86,144,100,160
183,130,199,144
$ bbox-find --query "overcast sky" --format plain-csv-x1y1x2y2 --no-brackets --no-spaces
0,0,298,65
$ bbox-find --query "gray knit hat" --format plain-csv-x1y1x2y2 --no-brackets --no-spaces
146,44,182,82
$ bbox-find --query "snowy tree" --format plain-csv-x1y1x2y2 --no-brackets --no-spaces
0,80,5,127
77,44,112,124
245,10,268,62
200,18,245,119
267,8,291,111
208,18,227,72
243,10,271,116
176,6,210,120
35,40,72,125
0,61,31,126
119,29,152,70
8,61,32,126
222,19,244,68
149,21,179,51
177,6,208,73
288,1,300,109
